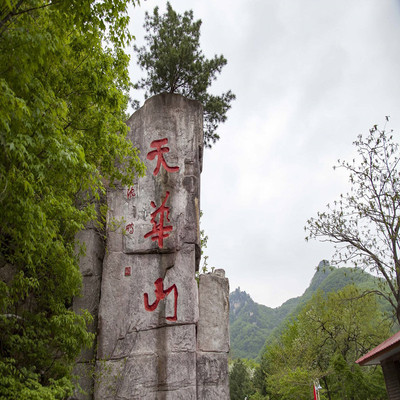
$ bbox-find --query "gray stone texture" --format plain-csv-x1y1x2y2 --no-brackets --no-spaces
73,228,104,336
94,94,204,399
197,270,230,353
196,352,230,399
108,93,203,261
196,271,230,399
72,228,105,400
75,94,230,399
71,362,96,400
96,244,198,360
95,325,197,399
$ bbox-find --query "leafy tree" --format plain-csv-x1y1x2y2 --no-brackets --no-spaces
0,0,144,397
230,358,255,400
133,2,236,148
248,392,270,400
229,267,389,361
262,322,317,400
262,286,389,400
306,121,400,324
252,356,270,399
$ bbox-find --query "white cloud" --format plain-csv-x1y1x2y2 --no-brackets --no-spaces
128,0,400,307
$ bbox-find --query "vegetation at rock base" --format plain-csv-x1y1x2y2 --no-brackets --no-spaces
133,2,235,148
0,0,144,397
306,121,400,324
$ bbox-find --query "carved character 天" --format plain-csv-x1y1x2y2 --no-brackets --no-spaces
146,138,180,176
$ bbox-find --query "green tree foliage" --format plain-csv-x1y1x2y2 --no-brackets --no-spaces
229,289,281,360
229,358,270,400
229,358,255,400
262,286,389,400
134,2,235,148
0,0,144,397
229,265,391,360
306,121,400,324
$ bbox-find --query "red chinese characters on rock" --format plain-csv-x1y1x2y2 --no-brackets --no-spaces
125,223,134,234
146,138,180,176
144,191,172,248
127,186,136,199
144,278,178,321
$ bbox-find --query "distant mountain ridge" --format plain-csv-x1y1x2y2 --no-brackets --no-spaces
229,261,387,359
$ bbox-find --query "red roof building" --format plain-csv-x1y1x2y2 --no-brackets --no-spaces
356,331,400,399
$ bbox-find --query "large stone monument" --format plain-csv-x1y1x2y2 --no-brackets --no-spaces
73,93,230,399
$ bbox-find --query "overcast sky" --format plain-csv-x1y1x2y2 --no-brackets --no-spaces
127,0,400,308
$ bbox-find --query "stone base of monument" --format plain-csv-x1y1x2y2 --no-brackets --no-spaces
91,270,230,400
95,324,197,399
94,328,197,399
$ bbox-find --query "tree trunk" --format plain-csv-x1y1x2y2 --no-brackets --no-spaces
322,376,332,400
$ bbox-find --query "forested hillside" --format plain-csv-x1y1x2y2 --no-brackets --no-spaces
229,261,388,359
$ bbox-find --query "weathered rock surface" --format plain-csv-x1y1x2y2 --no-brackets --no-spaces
74,94,230,400
196,352,230,399
197,271,230,399
72,229,105,400
108,93,204,261
96,244,198,360
95,324,197,399
95,94,204,399
197,270,230,353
